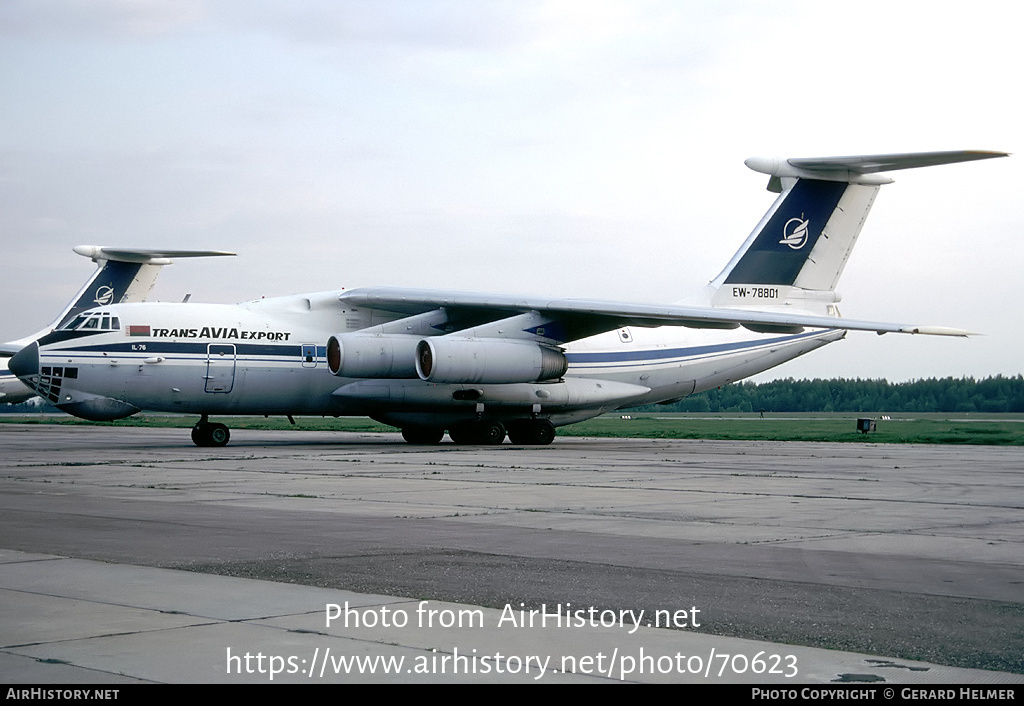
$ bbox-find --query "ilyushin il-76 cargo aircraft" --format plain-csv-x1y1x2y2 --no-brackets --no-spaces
8,150,1006,447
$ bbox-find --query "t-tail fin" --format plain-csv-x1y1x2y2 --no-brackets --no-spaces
709,150,1007,314
4,246,234,351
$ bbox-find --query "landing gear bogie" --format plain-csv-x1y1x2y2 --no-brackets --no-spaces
507,419,556,445
448,420,506,445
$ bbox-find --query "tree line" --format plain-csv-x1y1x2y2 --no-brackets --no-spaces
635,375,1024,414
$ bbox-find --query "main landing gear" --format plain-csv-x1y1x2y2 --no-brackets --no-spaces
507,419,556,445
448,420,507,445
399,419,556,446
192,415,230,447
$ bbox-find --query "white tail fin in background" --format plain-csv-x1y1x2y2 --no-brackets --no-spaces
2,246,233,404
4,246,234,352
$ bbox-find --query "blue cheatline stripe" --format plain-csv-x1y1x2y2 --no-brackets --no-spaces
724,179,848,286
564,330,829,365
42,334,827,368
42,342,328,358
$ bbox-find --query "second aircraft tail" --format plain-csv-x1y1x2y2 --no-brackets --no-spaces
4,246,234,351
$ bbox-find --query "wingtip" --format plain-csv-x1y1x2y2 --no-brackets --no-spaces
906,326,977,337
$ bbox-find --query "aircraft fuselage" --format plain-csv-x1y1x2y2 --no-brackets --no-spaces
21,292,841,429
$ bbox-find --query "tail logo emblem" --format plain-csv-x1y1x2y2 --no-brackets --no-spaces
93,285,114,305
780,215,809,250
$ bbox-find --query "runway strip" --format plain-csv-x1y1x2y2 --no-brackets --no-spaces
1,424,1021,682
4,549,1019,684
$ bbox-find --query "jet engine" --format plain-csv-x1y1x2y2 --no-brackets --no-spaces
415,337,568,384
326,333,420,378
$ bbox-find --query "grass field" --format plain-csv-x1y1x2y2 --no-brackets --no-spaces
2,412,1023,445
562,413,1024,445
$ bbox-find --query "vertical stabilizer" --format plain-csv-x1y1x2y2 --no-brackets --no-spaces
2,246,233,404
5,246,234,350
54,259,154,330
709,150,1007,314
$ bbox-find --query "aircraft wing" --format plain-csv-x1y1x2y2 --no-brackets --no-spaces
338,287,973,342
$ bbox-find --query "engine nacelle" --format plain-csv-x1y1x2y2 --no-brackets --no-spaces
415,337,568,384
327,334,420,378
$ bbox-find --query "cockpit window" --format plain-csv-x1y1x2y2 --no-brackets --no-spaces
59,312,121,332
60,315,88,330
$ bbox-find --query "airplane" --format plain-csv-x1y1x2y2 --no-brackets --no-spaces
7,150,1007,447
0,247,234,404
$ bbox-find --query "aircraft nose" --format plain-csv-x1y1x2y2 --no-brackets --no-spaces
8,342,39,379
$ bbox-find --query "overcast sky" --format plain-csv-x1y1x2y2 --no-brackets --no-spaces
2,1,1021,382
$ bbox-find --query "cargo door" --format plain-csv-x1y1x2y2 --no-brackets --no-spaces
204,343,236,393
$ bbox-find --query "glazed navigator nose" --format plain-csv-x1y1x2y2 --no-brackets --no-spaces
8,341,39,380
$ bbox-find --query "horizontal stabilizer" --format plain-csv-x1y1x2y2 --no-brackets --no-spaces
745,150,1008,186
73,246,235,264
789,150,1009,174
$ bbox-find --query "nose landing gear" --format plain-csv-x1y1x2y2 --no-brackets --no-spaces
191,415,230,447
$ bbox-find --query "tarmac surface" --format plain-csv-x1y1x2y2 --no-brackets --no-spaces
1,423,1022,684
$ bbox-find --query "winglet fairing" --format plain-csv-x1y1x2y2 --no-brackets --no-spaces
7,151,1005,444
